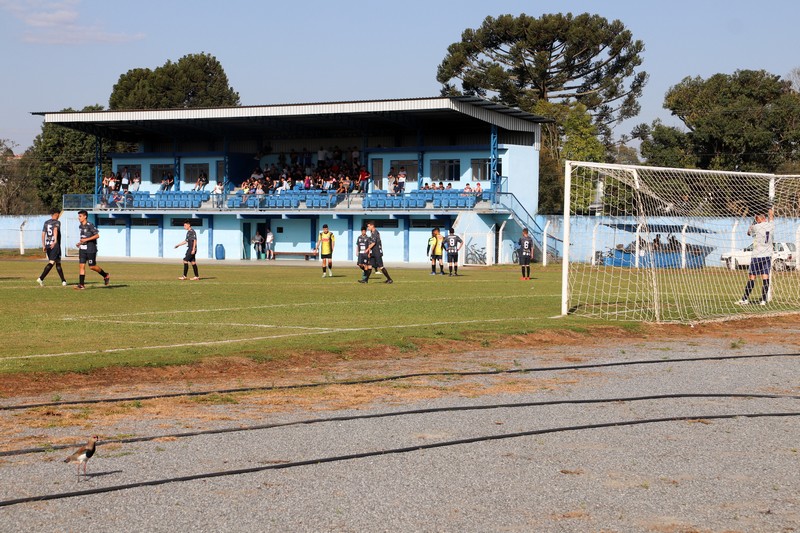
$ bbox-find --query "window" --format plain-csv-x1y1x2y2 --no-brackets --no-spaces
184,163,209,184
366,219,399,228
131,218,159,227
389,160,418,180
96,217,127,226
150,164,173,184
470,159,501,181
117,164,141,177
170,218,203,227
410,219,447,228
216,160,225,183
430,159,461,181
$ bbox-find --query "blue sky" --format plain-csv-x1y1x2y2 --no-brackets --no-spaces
1,0,798,151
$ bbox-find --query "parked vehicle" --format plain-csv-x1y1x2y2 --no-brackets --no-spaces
721,242,796,271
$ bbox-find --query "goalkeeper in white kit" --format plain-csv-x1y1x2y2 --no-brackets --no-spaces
737,206,774,306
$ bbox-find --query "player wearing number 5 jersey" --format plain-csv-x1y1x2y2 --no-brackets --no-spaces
518,228,534,280
37,208,68,287
737,207,774,306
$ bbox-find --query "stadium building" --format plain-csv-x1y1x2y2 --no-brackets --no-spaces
37,97,551,264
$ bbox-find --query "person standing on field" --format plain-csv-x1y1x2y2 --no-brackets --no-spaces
427,228,445,275
737,206,774,306
361,221,393,284
355,226,371,281
74,210,110,290
518,227,534,281
175,220,200,280
37,208,68,286
265,228,274,260
445,227,463,276
315,224,335,277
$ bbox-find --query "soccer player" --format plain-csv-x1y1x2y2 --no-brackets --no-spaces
362,221,393,284
316,224,335,277
518,227,534,280
445,228,463,276
175,220,200,280
355,226,371,282
427,228,445,275
737,206,774,306
37,208,68,287
74,210,110,290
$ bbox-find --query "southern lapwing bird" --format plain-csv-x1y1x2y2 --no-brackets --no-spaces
64,435,99,478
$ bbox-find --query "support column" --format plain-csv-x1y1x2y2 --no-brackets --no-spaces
158,215,164,258
94,136,102,197
173,140,181,191
125,216,131,257
207,216,214,259
490,124,498,202
347,216,354,261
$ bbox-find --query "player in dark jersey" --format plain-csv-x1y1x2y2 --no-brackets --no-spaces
518,227,534,280
175,220,200,280
355,226,371,282
445,228,463,276
74,210,110,290
361,221,393,284
37,208,68,286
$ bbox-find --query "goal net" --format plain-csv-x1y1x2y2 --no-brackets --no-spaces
562,161,800,322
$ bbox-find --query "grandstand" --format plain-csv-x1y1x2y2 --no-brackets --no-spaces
37,97,550,264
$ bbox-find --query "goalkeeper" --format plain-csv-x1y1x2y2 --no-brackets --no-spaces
737,206,774,306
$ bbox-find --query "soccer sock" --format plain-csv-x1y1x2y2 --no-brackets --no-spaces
365,269,372,281
79,274,85,285
98,269,108,278
440,264,445,274
192,264,199,277
762,279,770,302
40,263,54,280
743,279,755,300
322,266,327,274
521,266,526,277
431,264,436,273
183,264,189,277
526,266,531,278
449,265,453,274
381,268,392,281
55,263,66,282
454,265,458,274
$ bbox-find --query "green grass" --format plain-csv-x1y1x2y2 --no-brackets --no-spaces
0,258,619,375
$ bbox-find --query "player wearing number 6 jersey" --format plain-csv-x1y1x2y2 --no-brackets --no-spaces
737,207,774,306
518,228,534,280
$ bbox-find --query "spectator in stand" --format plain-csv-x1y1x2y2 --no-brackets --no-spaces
474,182,483,199
101,173,110,196
193,171,209,191
130,172,141,192
160,171,169,191
445,183,453,190
108,173,117,192
120,167,130,192
438,182,445,190
303,174,312,190
463,183,473,194
397,166,407,194
351,146,360,165
358,166,371,194
166,172,175,191
212,182,224,208
317,146,328,167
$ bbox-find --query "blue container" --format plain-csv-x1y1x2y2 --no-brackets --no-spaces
215,244,225,260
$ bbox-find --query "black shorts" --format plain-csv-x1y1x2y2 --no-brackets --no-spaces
749,256,771,276
447,252,459,263
357,253,369,266
370,255,384,269
321,253,332,259
519,254,531,266
430,254,442,261
79,250,97,266
46,246,61,262
184,251,197,262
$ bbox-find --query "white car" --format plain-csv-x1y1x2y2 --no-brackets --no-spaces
721,242,796,271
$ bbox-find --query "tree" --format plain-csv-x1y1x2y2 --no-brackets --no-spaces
109,52,240,110
646,69,800,172
0,140,44,215
27,106,114,211
437,12,647,138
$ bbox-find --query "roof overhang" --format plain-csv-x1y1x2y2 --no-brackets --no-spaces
33,97,550,143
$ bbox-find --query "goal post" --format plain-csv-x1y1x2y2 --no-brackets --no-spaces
561,161,800,323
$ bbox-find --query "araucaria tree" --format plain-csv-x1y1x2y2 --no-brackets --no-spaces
436,12,648,141
110,52,240,110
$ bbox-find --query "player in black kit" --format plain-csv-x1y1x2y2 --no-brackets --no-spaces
74,210,110,290
175,220,200,280
518,227,534,280
361,221,393,284
355,226,371,282
37,208,68,286
445,228,463,276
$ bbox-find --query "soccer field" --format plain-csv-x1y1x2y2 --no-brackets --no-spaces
0,259,582,374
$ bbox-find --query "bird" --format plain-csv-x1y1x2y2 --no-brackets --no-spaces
64,435,99,478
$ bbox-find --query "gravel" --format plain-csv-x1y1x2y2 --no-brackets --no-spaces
0,338,798,532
